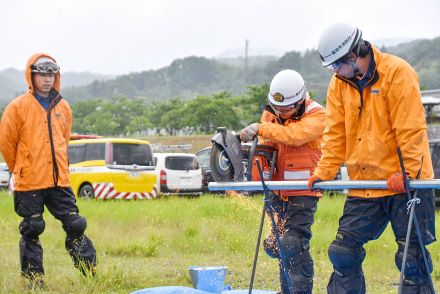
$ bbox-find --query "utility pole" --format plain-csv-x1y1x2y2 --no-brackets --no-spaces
244,39,249,84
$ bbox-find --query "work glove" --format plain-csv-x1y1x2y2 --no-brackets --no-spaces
240,123,259,142
387,173,406,193
307,174,321,190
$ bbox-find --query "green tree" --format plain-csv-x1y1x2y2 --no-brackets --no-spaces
240,84,270,123
149,98,184,134
87,111,119,135
185,92,242,133
72,99,102,134
71,97,152,136
158,99,187,135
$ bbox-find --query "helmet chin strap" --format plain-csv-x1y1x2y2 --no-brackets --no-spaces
349,61,361,76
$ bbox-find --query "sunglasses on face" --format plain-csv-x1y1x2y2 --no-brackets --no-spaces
31,62,60,74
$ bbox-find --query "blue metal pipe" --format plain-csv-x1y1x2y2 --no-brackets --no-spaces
208,179,440,191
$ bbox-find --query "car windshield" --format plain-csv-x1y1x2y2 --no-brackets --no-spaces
0,163,8,171
113,143,153,166
68,143,106,164
165,156,199,170
196,150,210,169
69,144,86,164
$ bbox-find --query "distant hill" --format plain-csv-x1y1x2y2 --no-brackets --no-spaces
62,56,247,103
371,37,415,48
0,69,27,103
214,55,278,68
384,37,440,90
1,37,439,106
0,69,113,105
57,50,332,103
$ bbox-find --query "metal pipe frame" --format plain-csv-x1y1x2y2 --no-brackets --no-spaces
208,179,440,191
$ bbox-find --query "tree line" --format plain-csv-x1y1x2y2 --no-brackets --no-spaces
71,84,270,136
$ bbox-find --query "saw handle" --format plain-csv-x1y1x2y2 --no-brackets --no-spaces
246,137,258,181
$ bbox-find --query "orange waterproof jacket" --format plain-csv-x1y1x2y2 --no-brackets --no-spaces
258,99,326,198
0,53,72,191
313,45,433,198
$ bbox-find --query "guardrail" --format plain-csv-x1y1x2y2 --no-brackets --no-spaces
152,144,192,152
421,89,440,95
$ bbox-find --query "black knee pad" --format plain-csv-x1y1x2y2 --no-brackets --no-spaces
279,234,314,292
279,234,308,263
19,215,45,239
328,240,365,277
395,241,433,286
62,214,87,237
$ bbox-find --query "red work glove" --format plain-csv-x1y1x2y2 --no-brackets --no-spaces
308,175,321,190
386,173,406,193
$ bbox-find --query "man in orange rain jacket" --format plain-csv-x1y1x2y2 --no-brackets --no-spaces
308,23,436,293
0,53,96,288
240,69,325,294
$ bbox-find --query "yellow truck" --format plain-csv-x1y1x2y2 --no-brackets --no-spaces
68,138,157,200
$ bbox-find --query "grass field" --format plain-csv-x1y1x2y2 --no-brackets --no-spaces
0,191,439,294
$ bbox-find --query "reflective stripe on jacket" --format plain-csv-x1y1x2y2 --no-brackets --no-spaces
313,45,433,198
258,99,326,198
0,53,72,191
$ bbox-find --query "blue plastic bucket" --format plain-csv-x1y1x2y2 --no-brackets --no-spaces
187,266,228,293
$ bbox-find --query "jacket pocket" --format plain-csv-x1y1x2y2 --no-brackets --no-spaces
283,157,312,180
16,152,31,178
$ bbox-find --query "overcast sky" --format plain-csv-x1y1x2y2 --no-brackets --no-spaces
1,0,439,75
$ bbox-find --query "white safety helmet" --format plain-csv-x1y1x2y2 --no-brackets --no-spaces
268,69,306,107
317,22,363,67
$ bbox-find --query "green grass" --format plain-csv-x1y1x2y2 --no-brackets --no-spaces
0,191,439,293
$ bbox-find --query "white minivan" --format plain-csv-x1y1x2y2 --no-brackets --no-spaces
154,153,203,195
0,163,10,189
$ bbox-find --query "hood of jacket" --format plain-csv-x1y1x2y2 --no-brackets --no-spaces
25,53,61,93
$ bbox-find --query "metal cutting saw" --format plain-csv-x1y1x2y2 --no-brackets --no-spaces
210,127,276,183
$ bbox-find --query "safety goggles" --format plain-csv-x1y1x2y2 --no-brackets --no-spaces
31,62,60,74
270,97,305,114
330,59,348,71
328,52,358,71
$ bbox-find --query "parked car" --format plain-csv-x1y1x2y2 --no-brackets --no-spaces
154,153,203,195
0,163,10,189
68,138,157,200
195,147,214,193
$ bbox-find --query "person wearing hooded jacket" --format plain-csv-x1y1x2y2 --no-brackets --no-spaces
308,23,436,293
240,69,326,294
0,53,96,288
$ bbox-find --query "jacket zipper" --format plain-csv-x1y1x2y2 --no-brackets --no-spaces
336,75,364,116
47,94,62,187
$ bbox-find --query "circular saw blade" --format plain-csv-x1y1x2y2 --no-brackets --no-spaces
210,143,234,182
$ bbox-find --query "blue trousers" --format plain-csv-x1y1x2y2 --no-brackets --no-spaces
264,194,318,294
327,190,436,294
